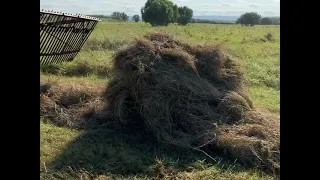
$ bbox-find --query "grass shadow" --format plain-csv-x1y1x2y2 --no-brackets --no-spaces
44,110,250,178
46,121,222,177
40,82,274,179
40,82,219,176
48,125,155,175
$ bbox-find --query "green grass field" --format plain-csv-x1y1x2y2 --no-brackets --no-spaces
40,22,280,179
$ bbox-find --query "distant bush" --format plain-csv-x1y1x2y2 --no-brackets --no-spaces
132,15,140,22
236,12,261,26
177,6,193,25
260,17,273,25
111,12,129,22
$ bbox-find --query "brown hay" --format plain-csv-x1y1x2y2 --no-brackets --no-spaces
217,91,253,122
105,32,280,174
40,81,105,129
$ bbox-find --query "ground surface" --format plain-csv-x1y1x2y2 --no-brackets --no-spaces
40,22,280,180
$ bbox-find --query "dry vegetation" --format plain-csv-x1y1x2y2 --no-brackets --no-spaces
40,23,280,180
106,32,279,173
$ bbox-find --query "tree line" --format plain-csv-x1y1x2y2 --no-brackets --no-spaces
90,0,279,27
236,12,280,26
91,0,193,26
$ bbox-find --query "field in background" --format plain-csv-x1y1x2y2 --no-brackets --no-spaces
40,22,280,179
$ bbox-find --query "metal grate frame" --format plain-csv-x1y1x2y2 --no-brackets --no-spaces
40,9,100,65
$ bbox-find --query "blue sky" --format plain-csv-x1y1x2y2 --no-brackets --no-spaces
40,0,280,17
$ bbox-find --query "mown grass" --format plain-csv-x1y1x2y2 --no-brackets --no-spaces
40,22,280,179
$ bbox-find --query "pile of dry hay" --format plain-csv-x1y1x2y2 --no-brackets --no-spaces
105,32,280,174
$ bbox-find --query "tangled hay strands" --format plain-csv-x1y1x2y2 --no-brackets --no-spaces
104,32,279,174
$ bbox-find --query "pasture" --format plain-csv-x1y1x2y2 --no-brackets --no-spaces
40,22,280,180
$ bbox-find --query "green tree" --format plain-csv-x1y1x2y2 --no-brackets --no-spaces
111,12,128,21
111,12,121,20
120,12,129,22
141,0,176,26
172,4,179,23
236,12,261,26
260,17,272,25
270,17,280,25
177,6,193,25
132,14,140,22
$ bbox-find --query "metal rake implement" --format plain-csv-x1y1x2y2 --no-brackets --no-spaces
40,9,100,65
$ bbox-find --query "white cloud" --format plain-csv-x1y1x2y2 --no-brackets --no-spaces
40,0,280,16
248,4,260,8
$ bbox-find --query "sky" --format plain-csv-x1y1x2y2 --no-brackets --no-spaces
40,0,280,17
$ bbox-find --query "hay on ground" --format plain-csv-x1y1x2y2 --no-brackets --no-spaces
40,81,105,129
104,32,280,174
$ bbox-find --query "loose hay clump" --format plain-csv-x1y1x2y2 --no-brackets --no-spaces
40,81,105,129
104,32,280,174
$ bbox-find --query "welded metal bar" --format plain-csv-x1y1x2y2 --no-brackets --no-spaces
41,25,90,34
41,13,66,64
54,16,74,64
66,20,92,62
66,21,87,62
42,15,65,64
69,21,97,61
48,15,71,64
60,19,84,62
67,21,88,61
41,14,60,65
41,50,81,56
41,14,61,64
44,19,84,26
40,14,54,51
40,9,100,65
